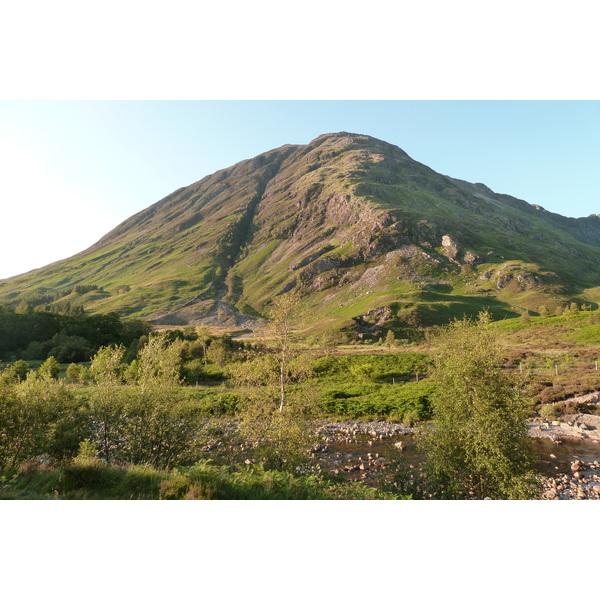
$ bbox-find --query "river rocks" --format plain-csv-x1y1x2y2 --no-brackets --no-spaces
541,461,600,499
529,416,600,442
571,460,584,472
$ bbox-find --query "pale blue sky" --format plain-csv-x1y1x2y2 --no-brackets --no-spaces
1,100,599,279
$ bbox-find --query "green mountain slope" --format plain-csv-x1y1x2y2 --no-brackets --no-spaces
2,132,600,336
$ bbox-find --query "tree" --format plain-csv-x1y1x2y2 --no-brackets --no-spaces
120,333,201,468
38,356,60,380
420,312,540,499
0,375,86,468
195,325,211,367
90,345,125,386
0,360,30,383
385,330,396,349
230,291,318,470
88,345,127,463
269,291,298,412
65,363,81,383
135,333,182,393
87,336,202,468
206,338,228,368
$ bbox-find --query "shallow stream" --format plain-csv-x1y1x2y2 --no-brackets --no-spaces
324,433,600,479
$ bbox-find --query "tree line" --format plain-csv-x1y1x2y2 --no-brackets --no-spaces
0,304,150,363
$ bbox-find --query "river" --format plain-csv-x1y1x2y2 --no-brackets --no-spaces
318,428,600,496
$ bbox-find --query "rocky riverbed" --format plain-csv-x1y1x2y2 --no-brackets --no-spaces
528,414,600,443
314,419,600,499
527,413,600,499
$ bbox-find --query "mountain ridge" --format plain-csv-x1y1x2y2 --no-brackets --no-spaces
2,131,600,337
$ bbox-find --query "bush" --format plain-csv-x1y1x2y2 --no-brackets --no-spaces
312,353,431,383
318,380,435,420
0,378,86,469
538,403,558,420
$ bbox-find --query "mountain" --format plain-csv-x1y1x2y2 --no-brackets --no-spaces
3,131,600,337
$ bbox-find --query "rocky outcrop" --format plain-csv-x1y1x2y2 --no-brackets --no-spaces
528,415,600,442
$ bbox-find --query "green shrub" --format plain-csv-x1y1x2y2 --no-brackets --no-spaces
318,380,435,419
312,353,431,384
538,403,558,419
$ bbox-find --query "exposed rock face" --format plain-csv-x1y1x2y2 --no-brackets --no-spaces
441,234,459,260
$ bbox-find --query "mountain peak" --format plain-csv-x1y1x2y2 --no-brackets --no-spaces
2,132,600,335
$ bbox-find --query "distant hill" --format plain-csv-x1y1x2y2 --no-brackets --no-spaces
3,131,600,337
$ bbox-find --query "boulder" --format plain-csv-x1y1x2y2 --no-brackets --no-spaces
571,460,584,472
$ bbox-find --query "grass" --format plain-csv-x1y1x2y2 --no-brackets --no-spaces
0,460,403,500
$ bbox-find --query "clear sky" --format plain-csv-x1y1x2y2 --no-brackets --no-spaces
1,100,598,279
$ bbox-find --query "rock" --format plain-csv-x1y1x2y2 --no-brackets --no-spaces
394,441,404,450
571,460,584,472
546,489,557,500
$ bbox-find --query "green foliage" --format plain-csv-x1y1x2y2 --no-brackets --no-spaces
237,395,319,472
206,338,228,367
181,358,205,384
157,461,402,500
136,333,182,391
38,356,60,380
312,352,431,383
538,403,558,420
0,360,30,384
87,334,202,468
318,380,435,420
90,345,125,385
0,460,403,500
0,378,88,468
65,363,81,383
571,324,600,344
12,360,30,381
117,390,205,469
420,313,540,499
0,306,149,362
385,329,396,348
